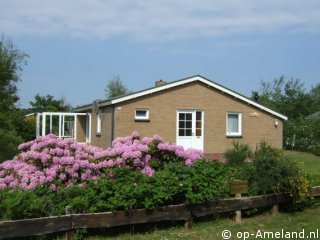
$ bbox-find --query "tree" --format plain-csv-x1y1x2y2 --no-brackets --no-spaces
251,76,320,151
29,94,72,113
309,83,320,113
0,35,28,162
251,76,312,119
104,75,129,99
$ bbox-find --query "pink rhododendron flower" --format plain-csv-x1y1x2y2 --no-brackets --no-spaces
0,132,203,190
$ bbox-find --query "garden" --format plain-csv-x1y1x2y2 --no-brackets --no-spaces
0,132,319,239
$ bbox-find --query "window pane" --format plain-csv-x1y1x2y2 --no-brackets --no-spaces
136,110,147,117
179,129,185,136
196,129,201,136
179,113,185,120
186,121,192,128
196,111,202,121
186,129,192,136
179,121,185,128
228,114,239,133
196,121,201,128
186,113,192,120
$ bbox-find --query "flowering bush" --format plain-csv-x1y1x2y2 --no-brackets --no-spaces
0,132,203,190
0,160,231,220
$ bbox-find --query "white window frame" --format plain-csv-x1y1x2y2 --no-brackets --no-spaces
135,109,150,121
96,111,102,134
226,112,242,137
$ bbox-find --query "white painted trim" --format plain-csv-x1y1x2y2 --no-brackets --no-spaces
226,112,242,137
108,76,287,120
176,109,204,151
88,114,92,143
135,109,150,120
111,77,198,105
42,113,46,136
74,115,77,141
58,114,62,138
36,112,90,141
96,112,102,134
200,78,288,120
36,113,40,137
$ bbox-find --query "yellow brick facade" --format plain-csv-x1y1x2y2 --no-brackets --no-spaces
100,81,284,155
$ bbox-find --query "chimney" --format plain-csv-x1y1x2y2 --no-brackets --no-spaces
155,79,167,87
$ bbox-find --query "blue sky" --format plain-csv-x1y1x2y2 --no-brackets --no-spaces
1,0,320,108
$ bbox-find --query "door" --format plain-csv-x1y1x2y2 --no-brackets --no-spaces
176,110,204,150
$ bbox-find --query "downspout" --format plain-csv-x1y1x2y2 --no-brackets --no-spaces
111,104,115,143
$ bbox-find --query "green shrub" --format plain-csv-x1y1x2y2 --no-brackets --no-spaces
183,160,231,203
0,160,232,220
224,141,252,166
0,187,54,220
149,160,231,205
250,142,310,202
311,146,320,156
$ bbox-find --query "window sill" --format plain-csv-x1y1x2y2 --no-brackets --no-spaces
226,135,242,138
135,119,150,122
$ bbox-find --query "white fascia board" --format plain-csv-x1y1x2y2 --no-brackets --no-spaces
110,76,287,120
41,112,88,116
110,76,199,105
199,78,288,120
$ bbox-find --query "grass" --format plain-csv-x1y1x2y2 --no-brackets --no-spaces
79,205,320,240
284,150,320,186
284,150,320,175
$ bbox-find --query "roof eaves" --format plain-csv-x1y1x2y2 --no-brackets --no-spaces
198,77,288,120
109,75,288,120
74,99,112,112
74,74,287,120
110,75,202,105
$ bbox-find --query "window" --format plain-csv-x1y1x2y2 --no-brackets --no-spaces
178,112,192,136
135,109,149,121
226,112,242,137
96,112,101,135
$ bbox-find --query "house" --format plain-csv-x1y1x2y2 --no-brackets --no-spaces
74,75,288,156
38,75,287,157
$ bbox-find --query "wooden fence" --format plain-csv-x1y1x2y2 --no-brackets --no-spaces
0,186,319,240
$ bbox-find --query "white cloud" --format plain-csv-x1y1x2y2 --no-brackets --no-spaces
1,0,320,41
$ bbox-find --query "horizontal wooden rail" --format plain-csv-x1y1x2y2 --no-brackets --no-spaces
190,192,291,218
0,186,319,240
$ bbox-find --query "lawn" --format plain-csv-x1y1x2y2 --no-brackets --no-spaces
82,205,320,240
284,150,320,186
284,150,320,175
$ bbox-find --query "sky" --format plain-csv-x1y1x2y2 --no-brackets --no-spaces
1,0,320,109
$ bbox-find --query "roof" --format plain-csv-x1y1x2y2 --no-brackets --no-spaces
75,75,288,120
306,111,320,119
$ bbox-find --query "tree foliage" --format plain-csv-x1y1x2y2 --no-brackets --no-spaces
252,76,320,151
0,36,28,162
252,76,315,119
29,94,72,113
104,75,129,99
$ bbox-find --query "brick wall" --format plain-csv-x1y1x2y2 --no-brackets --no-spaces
111,81,283,154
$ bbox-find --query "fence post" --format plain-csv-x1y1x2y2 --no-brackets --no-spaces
234,193,242,224
229,180,248,224
270,203,279,217
65,206,74,240
184,217,193,229
184,206,193,230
